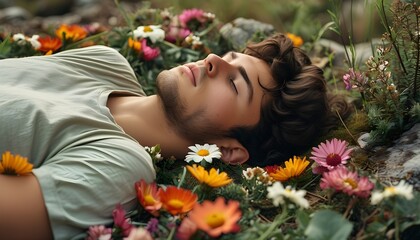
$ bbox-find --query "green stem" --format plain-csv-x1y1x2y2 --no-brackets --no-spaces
394,207,400,240
166,221,177,240
256,206,288,240
177,167,187,188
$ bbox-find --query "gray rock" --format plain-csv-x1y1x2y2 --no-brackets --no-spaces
369,123,420,189
317,38,381,68
220,17,274,51
0,6,32,23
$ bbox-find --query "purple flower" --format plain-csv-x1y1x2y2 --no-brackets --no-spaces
146,218,159,234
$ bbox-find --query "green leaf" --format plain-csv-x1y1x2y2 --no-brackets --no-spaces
304,209,353,240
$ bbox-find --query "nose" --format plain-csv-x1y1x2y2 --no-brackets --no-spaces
204,53,230,78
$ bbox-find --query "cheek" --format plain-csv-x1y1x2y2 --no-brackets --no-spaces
203,90,238,125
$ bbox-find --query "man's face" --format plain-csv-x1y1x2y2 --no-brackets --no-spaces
156,52,274,142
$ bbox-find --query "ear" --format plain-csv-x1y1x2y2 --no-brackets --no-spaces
212,138,249,165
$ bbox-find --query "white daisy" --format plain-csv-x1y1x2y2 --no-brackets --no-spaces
132,25,165,43
267,182,309,209
184,143,222,164
12,33,26,42
371,180,414,205
29,35,41,50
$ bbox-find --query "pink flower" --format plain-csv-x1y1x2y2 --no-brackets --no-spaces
165,25,191,43
141,39,160,61
124,227,153,240
342,68,365,91
113,204,134,237
176,217,198,240
178,9,206,28
310,138,352,173
86,225,112,240
343,73,352,90
320,167,374,198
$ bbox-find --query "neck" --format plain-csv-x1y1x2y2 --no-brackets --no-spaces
107,95,191,159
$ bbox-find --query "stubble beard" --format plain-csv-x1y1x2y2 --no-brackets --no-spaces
156,70,226,143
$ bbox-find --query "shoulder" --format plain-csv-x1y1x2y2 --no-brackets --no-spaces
53,45,127,64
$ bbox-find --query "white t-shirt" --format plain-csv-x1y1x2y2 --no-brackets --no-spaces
0,45,156,239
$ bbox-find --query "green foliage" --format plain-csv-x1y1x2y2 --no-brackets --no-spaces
329,0,420,147
304,209,353,240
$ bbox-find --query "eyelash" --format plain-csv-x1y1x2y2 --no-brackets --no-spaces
229,77,238,94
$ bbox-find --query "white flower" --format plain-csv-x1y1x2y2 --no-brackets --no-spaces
12,33,26,42
371,180,414,205
184,143,222,164
29,35,41,50
267,182,309,209
132,25,165,43
185,34,202,45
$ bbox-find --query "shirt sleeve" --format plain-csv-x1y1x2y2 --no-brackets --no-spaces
32,138,155,240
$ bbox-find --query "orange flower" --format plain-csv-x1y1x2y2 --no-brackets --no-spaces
188,197,241,237
56,24,87,41
135,179,162,216
0,151,33,176
37,36,62,53
186,164,232,188
286,33,303,47
269,156,310,182
160,186,197,215
128,37,142,52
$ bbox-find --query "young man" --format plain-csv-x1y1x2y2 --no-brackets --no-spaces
0,33,342,239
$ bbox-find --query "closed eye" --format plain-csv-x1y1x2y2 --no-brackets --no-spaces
230,78,238,94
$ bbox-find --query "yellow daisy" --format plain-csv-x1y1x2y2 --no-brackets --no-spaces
269,156,310,182
186,164,232,188
0,151,33,176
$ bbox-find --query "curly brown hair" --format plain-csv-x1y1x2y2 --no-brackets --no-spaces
229,33,349,166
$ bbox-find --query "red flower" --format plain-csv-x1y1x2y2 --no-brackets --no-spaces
37,36,62,54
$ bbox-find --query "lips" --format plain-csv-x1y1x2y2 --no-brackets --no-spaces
181,65,196,86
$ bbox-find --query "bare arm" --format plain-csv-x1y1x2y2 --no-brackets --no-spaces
0,174,53,240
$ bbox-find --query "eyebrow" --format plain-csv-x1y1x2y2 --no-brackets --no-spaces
231,52,254,104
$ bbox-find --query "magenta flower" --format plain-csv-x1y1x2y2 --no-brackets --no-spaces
310,138,352,173
320,167,374,198
112,204,134,237
86,225,112,240
141,39,160,61
178,8,206,27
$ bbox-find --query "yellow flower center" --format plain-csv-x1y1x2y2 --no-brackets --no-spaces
144,26,153,32
344,178,358,189
385,186,396,194
144,194,156,205
206,213,225,229
168,199,184,210
197,149,209,157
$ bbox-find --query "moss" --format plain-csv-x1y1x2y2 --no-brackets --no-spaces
324,111,371,145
